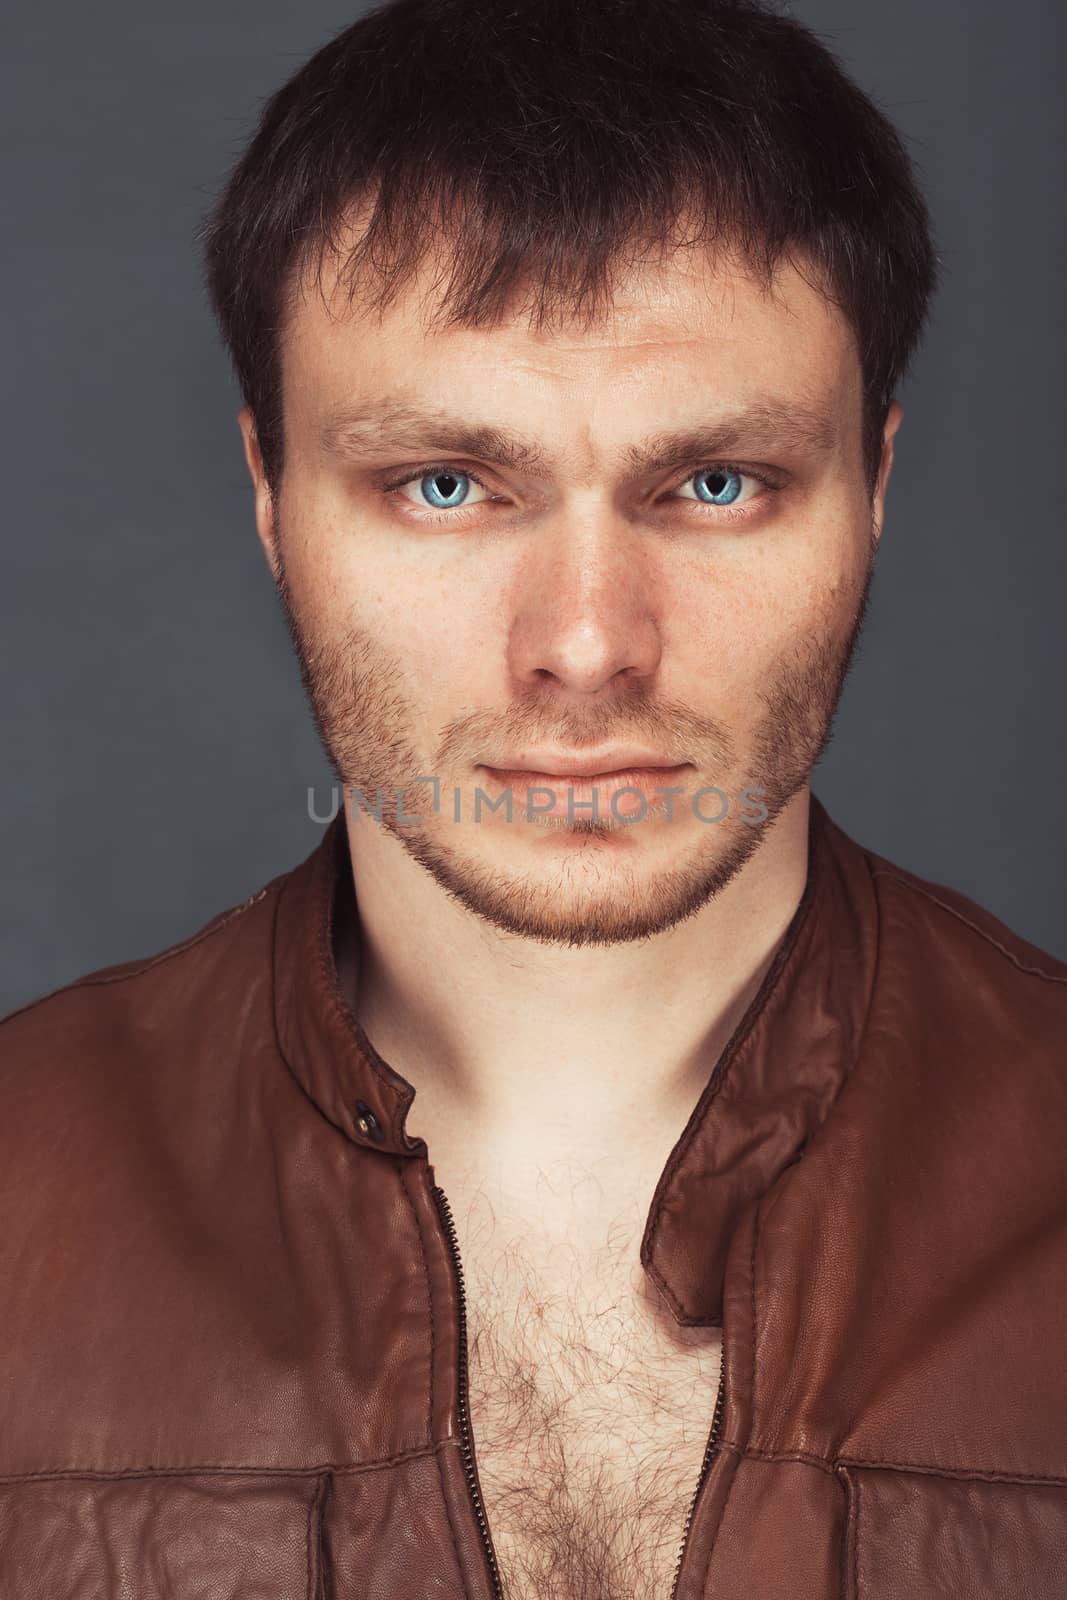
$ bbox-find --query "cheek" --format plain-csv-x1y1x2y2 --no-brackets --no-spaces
668,561,808,663
326,540,496,710
282,492,453,643
667,542,861,699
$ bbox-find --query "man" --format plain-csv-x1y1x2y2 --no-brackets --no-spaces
2,1,1065,1596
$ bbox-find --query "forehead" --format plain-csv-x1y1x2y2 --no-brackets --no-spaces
280,226,859,448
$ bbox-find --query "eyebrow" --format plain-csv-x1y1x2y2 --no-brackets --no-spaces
318,394,839,477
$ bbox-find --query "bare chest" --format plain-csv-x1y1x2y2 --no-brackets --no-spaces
456,1212,724,1600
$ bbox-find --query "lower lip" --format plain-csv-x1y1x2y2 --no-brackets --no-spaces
478,765,692,821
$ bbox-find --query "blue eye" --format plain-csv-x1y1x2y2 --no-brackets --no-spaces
412,470,476,509
387,460,775,521
421,470,467,508
690,468,744,506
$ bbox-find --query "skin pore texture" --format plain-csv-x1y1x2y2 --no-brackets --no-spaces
239,227,901,1596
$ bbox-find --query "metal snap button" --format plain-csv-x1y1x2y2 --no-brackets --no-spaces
354,1100,384,1141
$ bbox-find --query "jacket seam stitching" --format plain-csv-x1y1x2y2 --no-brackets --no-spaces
305,1477,313,1600
718,1443,1067,1486
0,1441,455,1484
833,1454,1067,1485
305,1470,326,1600
397,1163,434,1449
749,1191,761,1443
0,888,274,1030
834,1463,857,1600
868,866,1067,984
853,1467,861,1600
2,1444,1062,1490
267,881,293,1084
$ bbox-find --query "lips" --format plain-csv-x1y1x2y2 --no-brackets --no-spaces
478,764,692,821
485,748,684,777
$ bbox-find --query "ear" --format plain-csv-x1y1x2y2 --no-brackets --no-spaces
237,406,282,583
871,400,904,549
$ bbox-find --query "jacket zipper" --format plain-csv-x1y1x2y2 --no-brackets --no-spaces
668,1345,727,1599
431,1182,505,1600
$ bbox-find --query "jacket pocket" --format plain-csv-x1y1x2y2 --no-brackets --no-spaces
0,1469,332,1599
837,1463,1067,1599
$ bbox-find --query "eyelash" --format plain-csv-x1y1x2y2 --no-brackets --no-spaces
378,461,783,525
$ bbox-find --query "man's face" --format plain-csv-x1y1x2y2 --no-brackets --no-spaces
240,232,900,947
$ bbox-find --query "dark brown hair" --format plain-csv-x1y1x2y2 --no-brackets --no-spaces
197,0,941,500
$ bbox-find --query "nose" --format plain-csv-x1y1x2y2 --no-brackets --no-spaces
505,509,664,696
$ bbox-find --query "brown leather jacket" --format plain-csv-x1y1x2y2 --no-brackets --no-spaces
2,794,1066,1598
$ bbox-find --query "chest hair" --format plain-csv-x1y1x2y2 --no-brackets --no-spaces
454,1186,724,1600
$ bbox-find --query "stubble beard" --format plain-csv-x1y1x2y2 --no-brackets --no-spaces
273,535,875,948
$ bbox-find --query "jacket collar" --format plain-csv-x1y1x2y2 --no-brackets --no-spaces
273,791,880,1326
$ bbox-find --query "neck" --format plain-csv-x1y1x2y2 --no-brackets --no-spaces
335,791,811,1179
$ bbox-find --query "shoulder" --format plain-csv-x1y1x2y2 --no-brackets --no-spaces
807,825,1067,1478
0,867,292,1152
843,830,1067,1086
864,842,1067,989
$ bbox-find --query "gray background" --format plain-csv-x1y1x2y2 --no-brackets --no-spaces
2,1,1064,1017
